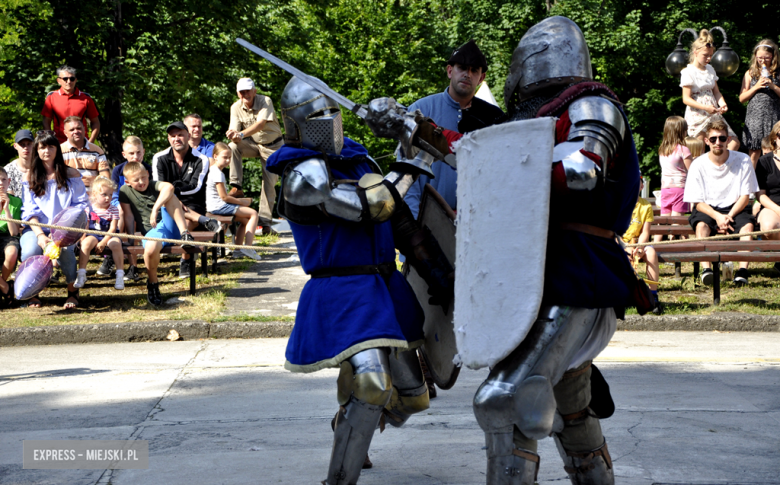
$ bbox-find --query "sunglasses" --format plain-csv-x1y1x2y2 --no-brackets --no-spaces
59,76,76,82
708,135,728,143
36,130,55,138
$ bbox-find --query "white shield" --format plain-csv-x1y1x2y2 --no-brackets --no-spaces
454,118,555,370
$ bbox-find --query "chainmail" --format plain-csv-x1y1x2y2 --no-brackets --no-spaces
506,82,578,121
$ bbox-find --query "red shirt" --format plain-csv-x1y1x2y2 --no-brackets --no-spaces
41,87,100,143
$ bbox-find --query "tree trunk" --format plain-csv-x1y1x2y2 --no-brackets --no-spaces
101,0,125,165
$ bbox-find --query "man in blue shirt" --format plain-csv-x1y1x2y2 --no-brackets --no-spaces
404,39,505,218
184,113,215,161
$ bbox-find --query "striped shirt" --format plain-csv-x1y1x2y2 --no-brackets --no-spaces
61,140,109,187
90,204,120,231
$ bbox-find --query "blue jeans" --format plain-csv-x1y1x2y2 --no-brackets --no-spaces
142,207,181,249
20,229,77,284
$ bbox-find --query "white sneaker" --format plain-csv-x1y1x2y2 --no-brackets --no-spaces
74,270,87,289
229,249,245,259
115,271,125,290
242,249,262,261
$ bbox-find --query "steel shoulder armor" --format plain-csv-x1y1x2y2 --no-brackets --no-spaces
555,96,626,190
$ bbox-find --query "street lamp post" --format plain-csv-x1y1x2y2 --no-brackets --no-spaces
665,27,740,77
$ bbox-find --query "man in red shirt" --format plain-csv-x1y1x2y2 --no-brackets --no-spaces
41,66,101,144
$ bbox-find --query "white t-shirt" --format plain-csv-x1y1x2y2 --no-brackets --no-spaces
683,151,758,209
679,64,718,93
206,164,229,212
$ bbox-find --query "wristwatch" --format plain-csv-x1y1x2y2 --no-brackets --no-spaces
238,132,244,139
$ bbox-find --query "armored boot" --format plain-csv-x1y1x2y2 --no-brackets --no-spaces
325,400,386,484
326,348,393,485
484,430,539,485
555,437,614,485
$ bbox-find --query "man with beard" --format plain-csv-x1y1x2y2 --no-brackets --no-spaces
684,120,758,286
152,121,221,278
404,39,505,398
404,39,505,218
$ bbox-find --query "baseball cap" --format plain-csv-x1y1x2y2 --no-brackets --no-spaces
166,121,188,133
448,39,488,72
236,78,255,91
14,129,34,144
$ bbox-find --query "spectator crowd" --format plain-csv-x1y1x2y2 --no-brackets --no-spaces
6,31,780,314
4,67,280,309
627,30,780,313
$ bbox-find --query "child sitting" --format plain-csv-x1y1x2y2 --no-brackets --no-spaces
109,135,152,282
118,162,195,306
0,167,20,305
75,176,125,290
623,176,661,314
206,142,261,260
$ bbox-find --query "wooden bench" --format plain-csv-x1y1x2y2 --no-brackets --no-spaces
97,231,217,295
653,240,780,305
642,210,780,305
206,213,237,264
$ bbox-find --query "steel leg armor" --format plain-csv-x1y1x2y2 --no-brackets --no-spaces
384,349,430,427
472,306,613,485
327,348,393,485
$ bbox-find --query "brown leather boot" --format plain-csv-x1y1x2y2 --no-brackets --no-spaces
262,226,278,236
228,186,244,198
417,350,437,399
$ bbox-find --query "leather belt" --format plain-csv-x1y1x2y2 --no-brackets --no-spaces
309,261,396,279
559,222,615,239
262,136,283,147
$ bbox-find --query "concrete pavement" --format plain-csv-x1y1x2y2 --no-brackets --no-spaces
1,332,778,484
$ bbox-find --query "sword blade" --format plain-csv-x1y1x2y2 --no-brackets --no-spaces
236,38,368,119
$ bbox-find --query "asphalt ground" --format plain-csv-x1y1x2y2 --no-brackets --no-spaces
0,332,778,484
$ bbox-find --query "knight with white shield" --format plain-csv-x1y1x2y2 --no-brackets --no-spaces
265,77,455,485
449,16,647,484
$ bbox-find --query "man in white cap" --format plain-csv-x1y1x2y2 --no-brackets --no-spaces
225,77,283,234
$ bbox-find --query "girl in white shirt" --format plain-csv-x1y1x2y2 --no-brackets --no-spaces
680,29,740,150
206,143,261,260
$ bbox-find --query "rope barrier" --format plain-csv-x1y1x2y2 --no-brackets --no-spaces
0,217,299,253
625,227,780,248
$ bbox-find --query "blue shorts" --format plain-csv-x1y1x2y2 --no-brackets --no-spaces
210,203,239,216
142,207,181,248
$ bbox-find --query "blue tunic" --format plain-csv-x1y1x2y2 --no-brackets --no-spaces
267,139,425,373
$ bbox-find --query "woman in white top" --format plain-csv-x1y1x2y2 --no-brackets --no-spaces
680,29,740,150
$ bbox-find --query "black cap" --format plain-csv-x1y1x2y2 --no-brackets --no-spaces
166,121,188,133
447,39,488,72
14,130,34,144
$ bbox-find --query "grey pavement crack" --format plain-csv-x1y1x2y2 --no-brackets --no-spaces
93,340,208,485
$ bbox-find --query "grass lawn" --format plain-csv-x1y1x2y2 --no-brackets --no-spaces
631,261,780,315
0,234,296,328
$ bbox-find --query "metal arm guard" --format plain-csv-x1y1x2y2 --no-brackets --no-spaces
391,202,454,309
556,96,626,191
281,156,417,223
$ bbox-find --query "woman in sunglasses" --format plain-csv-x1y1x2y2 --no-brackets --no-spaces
19,131,89,308
739,40,780,167
680,29,740,150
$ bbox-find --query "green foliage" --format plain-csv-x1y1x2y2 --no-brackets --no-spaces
1,0,779,193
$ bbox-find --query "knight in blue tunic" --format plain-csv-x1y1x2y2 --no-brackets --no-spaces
266,77,453,485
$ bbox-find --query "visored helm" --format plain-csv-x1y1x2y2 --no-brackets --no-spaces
280,76,344,155
504,16,593,110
